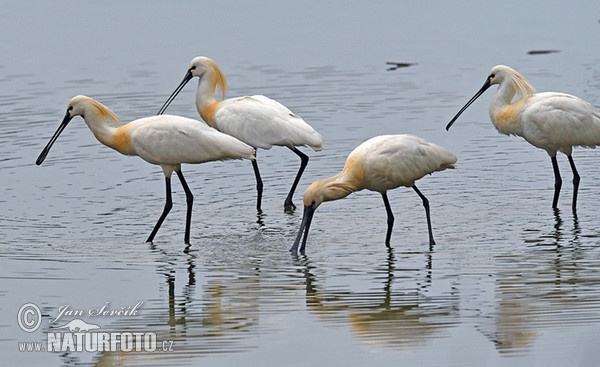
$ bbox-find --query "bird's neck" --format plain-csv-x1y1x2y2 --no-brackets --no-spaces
320,173,362,203
492,80,519,105
489,82,525,136
195,76,220,127
83,110,134,155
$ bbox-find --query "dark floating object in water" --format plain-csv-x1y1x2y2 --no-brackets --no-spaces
386,62,417,71
527,50,560,55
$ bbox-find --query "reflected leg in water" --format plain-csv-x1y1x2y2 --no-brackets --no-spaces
295,243,459,350
256,210,266,228
552,207,581,247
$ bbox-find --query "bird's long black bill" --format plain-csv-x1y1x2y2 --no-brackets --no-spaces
445,77,491,131
36,111,73,165
157,69,193,115
290,205,315,254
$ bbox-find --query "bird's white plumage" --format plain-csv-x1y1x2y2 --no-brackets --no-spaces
348,135,457,192
303,134,456,209
518,92,600,155
60,96,255,176
127,114,256,166
214,95,323,150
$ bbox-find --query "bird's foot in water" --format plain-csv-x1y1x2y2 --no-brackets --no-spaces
284,200,296,213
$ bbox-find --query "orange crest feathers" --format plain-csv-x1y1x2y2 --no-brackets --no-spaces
510,69,535,100
207,59,228,100
88,98,121,127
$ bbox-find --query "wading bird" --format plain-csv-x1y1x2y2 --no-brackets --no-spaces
36,95,255,246
290,134,456,254
157,56,323,212
446,65,600,211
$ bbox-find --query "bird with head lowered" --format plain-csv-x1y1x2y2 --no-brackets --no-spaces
290,134,456,254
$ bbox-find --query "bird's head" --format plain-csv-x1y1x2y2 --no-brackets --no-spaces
187,57,214,78
289,180,327,255
157,56,227,115
445,65,535,131
302,177,355,210
290,177,356,254
35,96,87,166
302,180,327,211
36,96,119,166
188,56,228,98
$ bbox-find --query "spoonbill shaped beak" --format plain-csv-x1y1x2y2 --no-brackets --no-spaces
36,109,74,165
290,205,315,254
157,68,194,115
446,76,492,131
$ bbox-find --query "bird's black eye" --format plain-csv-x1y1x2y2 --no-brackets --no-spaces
67,106,73,112
190,66,196,71
489,73,495,79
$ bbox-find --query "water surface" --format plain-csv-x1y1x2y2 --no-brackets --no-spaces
2,1,600,366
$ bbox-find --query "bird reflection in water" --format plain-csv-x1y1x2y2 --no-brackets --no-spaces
295,247,459,350
478,209,593,354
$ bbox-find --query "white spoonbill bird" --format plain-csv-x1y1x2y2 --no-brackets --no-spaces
36,95,255,246
290,134,457,254
157,56,323,212
446,65,600,211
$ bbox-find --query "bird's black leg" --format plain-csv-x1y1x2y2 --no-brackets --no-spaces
567,155,580,212
285,147,309,212
146,176,173,244
381,192,395,247
176,170,194,245
551,156,562,209
251,154,263,212
412,185,435,246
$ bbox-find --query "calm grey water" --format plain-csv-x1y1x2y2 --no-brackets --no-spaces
2,1,600,366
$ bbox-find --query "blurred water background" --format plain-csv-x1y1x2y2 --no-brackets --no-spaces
1,1,600,366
